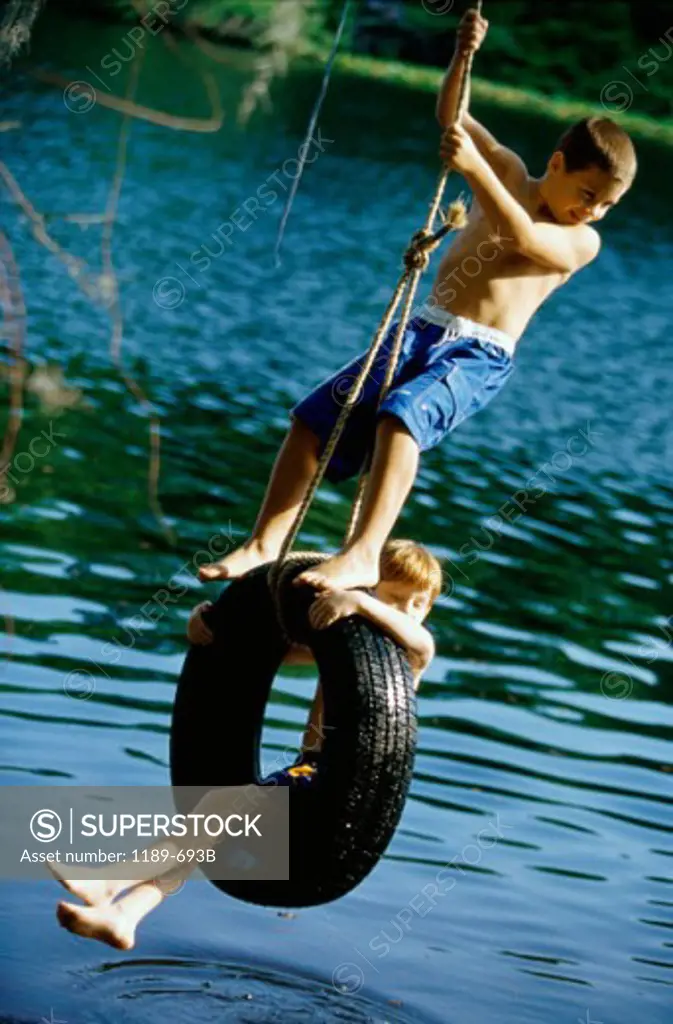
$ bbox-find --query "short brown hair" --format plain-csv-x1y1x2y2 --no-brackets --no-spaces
380,539,442,604
555,117,637,187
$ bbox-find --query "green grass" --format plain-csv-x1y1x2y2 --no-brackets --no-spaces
307,48,673,146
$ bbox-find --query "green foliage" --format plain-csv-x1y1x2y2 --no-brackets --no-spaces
395,0,673,119
45,0,673,122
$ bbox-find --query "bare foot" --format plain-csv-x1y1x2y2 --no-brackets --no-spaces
56,900,136,950
294,550,379,592
47,861,121,906
198,539,276,582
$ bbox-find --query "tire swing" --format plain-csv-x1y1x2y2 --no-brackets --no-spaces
170,2,482,908
170,552,417,908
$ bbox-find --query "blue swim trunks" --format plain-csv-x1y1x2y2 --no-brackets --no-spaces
293,302,516,483
262,751,321,788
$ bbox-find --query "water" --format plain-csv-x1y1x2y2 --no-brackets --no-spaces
1,11,672,1024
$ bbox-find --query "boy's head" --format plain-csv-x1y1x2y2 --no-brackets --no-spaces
375,539,442,623
542,117,636,226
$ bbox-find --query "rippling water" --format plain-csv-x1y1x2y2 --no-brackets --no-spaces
1,11,672,1024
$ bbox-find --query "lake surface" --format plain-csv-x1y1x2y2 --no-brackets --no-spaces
1,11,671,1024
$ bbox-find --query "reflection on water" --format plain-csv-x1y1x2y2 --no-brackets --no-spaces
1,10,672,1024
84,958,425,1024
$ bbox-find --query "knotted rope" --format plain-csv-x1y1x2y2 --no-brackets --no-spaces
268,1,482,610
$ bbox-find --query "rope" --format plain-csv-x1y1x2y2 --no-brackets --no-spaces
274,0,352,268
268,1,482,616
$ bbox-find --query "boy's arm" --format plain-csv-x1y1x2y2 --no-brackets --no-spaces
300,683,325,755
357,593,435,668
310,590,435,682
443,124,601,274
436,9,526,184
357,592,435,682
283,643,315,666
462,113,528,186
436,8,484,126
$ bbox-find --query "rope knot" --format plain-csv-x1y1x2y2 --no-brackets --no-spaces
403,229,438,272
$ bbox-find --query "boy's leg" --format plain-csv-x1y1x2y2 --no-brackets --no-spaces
296,415,420,591
199,418,320,581
49,785,228,906
56,882,165,950
48,861,142,906
300,683,326,756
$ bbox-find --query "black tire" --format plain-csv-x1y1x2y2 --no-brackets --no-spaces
169,555,417,908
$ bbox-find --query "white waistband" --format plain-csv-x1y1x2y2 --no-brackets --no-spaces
416,301,517,358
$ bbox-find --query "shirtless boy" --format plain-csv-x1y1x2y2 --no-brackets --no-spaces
199,7,636,593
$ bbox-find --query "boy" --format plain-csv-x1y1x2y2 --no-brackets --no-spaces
192,536,441,779
50,539,441,950
198,7,636,595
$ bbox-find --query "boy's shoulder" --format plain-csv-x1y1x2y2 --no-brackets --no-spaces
498,146,529,189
